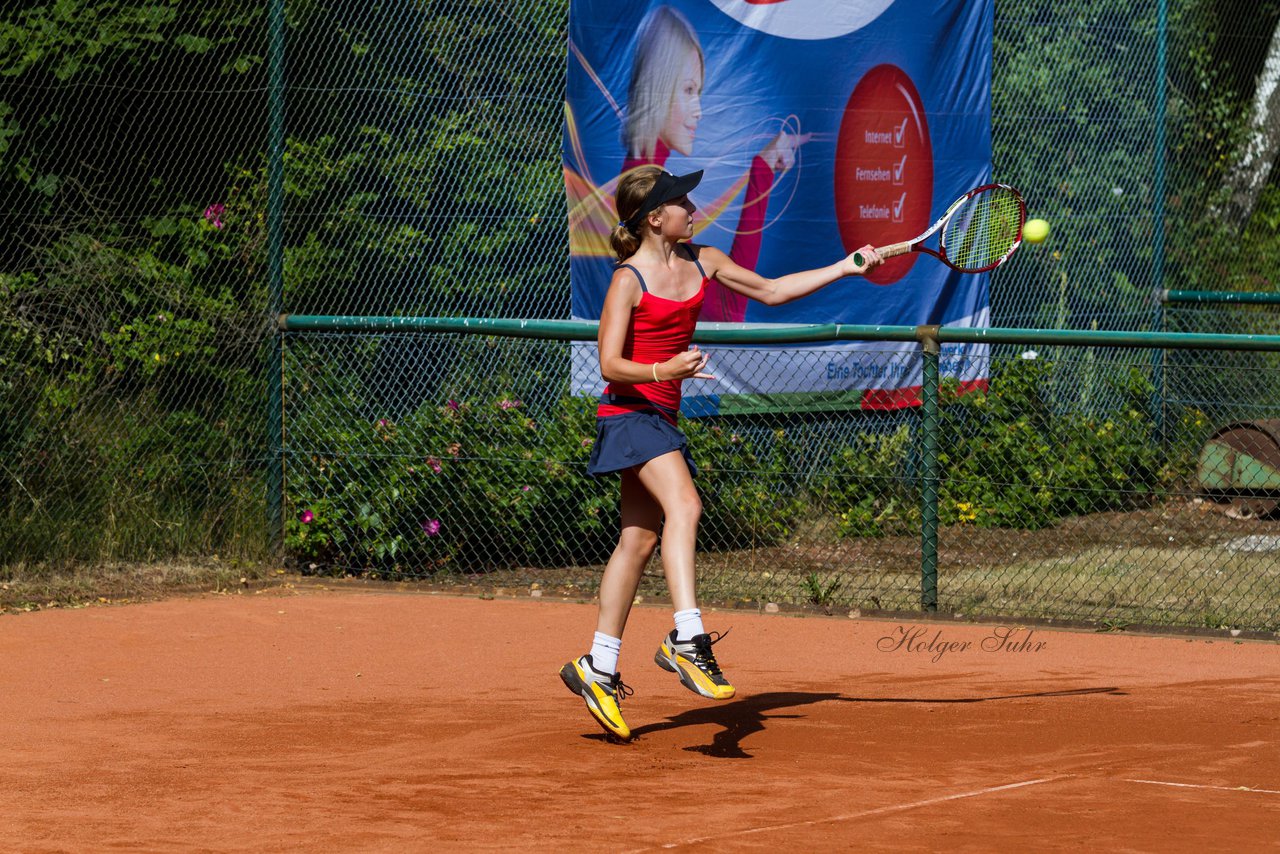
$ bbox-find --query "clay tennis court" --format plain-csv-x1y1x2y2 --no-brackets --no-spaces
3,587,1278,851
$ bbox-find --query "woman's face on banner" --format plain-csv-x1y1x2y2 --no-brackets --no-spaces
659,52,702,156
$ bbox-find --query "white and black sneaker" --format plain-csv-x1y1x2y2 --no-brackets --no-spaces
559,654,634,740
655,630,735,700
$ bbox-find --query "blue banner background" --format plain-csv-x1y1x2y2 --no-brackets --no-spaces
565,0,994,403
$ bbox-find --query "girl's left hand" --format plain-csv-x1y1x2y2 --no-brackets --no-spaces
669,345,715,381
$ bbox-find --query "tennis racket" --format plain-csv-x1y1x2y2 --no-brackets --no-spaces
853,183,1026,273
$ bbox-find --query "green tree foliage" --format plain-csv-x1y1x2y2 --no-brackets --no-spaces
281,1,568,317
1,0,571,565
1166,1,1280,292
992,0,1174,327
991,0,1280,328
0,0,271,563
0,0,1274,570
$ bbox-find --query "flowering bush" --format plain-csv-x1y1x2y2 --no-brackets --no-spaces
685,421,810,548
936,358,1200,529
282,356,1203,574
285,393,613,572
284,392,827,574
810,358,1202,538
814,423,919,539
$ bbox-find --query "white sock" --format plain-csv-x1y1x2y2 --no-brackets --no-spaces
589,631,622,675
674,608,704,642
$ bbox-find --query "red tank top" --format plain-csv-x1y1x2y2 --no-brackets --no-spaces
599,252,707,423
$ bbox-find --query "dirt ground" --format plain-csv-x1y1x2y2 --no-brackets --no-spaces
2,587,1278,852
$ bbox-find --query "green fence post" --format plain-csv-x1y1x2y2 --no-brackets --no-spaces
917,326,940,612
1151,0,1168,447
266,0,286,551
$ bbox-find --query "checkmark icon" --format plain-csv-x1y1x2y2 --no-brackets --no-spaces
892,154,907,185
892,192,906,222
893,117,909,148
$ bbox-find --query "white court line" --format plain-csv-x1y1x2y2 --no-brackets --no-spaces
638,775,1071,851
1126,779,1280,796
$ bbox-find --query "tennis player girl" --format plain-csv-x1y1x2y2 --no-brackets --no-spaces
559,165,883,739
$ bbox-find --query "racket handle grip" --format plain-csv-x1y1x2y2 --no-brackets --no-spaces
853,242,911,267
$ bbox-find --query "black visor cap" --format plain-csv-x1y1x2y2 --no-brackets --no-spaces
628,169,703,226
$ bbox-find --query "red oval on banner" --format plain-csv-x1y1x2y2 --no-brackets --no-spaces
834,64,933,286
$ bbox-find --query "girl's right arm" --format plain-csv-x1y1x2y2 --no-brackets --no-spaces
697,244,881,307
598,269,644,384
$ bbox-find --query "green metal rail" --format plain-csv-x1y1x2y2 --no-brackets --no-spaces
279,315,1280,350
1159,289,1280,306
279,314,1280,611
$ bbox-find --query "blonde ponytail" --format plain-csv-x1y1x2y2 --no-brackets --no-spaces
610,165,663,262
609,223,641,262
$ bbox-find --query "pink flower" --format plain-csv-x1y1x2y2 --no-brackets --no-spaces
498,398,523,410
580,438,593,449
300,509,314,524
376,419,389,429
426,456,442,474
446,399,460,411
421,519,441,536
521,485,532,492
203,203,225,229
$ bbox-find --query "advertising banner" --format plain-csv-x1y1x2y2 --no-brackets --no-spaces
565,0,994,411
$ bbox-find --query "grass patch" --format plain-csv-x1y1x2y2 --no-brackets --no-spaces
942,544,1280,630
38,503,1270,634
0,558,283,613
403,502,1280,632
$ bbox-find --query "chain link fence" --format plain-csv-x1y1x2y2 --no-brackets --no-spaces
281,326,1280,632
5,1,1280,630
1,1,274,565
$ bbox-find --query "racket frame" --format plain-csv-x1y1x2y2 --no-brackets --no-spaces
854,183,1026,274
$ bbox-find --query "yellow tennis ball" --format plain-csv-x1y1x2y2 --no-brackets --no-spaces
1023,218,1050,244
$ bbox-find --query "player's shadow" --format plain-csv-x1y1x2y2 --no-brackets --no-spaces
590,687,1123,758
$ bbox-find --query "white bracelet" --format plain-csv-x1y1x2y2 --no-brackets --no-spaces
652,362,661,382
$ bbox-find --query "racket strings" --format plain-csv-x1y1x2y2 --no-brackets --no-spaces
942,188,1023,272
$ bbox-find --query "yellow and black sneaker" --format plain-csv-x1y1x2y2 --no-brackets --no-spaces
655,629,735,700
559,655,634,740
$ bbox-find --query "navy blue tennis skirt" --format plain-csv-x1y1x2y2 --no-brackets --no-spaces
586,410,698,478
